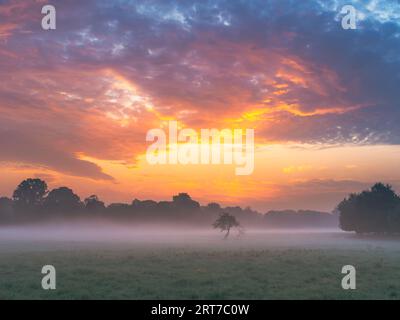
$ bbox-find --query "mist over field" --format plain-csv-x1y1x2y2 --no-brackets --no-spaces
2,222,400,300
0,223,337,246
0,222,397,250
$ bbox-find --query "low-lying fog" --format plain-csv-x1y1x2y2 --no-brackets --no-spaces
1,222,399,252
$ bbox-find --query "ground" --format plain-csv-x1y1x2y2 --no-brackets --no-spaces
0,227,399,299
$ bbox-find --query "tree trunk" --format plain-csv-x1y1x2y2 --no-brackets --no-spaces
224,227,230,239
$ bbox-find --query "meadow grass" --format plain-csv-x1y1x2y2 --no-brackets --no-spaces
0,230,399,300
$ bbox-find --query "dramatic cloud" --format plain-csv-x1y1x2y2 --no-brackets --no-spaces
0,0,399,200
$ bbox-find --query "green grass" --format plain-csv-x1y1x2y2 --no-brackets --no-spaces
0,232,400,299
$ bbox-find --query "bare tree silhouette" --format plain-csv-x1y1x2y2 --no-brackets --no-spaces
213,212,240,239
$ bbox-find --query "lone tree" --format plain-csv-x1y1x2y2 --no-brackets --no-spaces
213,212,240,239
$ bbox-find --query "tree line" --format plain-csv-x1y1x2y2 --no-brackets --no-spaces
7,177,393,232
0,178,264,226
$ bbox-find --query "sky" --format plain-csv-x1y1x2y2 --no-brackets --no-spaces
0,0,399,212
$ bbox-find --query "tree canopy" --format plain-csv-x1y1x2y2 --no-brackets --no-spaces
12,178,48,209
338,183,400,234
44,187,82,213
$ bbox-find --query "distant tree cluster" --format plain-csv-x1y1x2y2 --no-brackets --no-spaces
0,177,342,229
338,183,400,234
0,178,261,227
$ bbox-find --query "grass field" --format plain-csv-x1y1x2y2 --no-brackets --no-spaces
0,226,400,300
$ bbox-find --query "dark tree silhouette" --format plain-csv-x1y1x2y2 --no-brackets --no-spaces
12,178,47,210
0,177,345,229
84,195,105,213
173,193,200,211
213,212,240,239
44,187,82,213
338,183,400,234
